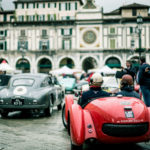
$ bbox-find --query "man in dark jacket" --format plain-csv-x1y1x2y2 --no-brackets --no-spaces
78,73,110,107
116,74,140,99
137,57,150,106
122,60,136,81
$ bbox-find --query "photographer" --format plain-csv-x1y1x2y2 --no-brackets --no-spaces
137,56,150,107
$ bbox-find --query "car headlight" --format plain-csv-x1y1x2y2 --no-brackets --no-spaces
33,100,38,105
0,99,4,104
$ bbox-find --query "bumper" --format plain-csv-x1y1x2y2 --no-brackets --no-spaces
0,104,47,110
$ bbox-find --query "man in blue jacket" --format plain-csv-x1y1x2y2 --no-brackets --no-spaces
79,73,110,107
137,56,150,106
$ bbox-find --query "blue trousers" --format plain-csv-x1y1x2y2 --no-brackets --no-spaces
140,86,150,107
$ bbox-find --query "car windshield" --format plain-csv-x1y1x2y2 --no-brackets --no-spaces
12,78,34,87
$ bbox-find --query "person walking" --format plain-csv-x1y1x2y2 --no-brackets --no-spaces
137,56,150,107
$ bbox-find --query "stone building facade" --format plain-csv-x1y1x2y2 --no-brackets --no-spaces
0,0,150,73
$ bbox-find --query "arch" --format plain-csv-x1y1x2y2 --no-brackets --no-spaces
81,56,98,72
37,58,52,73
59,57,75,69
16,58,30,73
0,58,8,64
105,56,121,68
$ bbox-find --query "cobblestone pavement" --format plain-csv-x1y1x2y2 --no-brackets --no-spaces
0,107,150,150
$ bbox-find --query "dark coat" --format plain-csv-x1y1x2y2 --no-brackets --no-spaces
79,87,110,106
137,63,150,86
116,85,140,99
122,67,136,80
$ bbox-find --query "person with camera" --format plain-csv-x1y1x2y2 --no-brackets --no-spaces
116,74,140,99
137,56,150,106
121,60,136,81
78,73,110,107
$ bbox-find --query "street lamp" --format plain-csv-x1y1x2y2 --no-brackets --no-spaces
136,14,143,59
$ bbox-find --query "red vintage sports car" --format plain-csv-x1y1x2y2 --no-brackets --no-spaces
62,95,150,150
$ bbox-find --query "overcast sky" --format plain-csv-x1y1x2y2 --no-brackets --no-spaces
1,0,150,12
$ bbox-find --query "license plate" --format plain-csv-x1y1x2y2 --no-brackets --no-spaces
125,111,134,118
13,99,23,106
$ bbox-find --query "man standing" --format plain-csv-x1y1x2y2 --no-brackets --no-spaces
122,60,136,81
137,56,150,107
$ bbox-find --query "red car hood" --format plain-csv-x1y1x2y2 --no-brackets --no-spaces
85,97,149,124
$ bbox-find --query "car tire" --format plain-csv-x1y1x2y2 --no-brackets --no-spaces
62,104,68,129
1,111,9,118
71,134,82,150
45,97,53,117
57,103,62,111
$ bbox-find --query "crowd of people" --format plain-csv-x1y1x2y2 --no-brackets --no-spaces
79,56,150,107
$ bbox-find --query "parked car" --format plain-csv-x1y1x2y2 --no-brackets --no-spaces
0,74,12,90
62,95,150,149
0,73,63,117
59,77,76,93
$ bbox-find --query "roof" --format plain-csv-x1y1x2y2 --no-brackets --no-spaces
14,0,83,5
120,3,150,9
104,3,150,15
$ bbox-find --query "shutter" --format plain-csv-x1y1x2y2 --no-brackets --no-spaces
25,41,28,50
33,3,35,8
15,4,17,9
61,29,64,35
47,40,49,50
4,41,7,51
37,3,39,8
75,2,77,10
39,41,42,50
69,3,71,10
43,3,45,8
130,27,133,34
27,3,29,9
62,40,64,49
70,40,71,49
5,30,7,36
55,3,56,8
70,28,72,35
18,41,20,50
22,3,24,9
48,3,50,8
59,3,61,10
67,16,70,20
65,3,67,10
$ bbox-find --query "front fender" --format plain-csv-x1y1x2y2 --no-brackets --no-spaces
65,95,74,123
70,104,84,146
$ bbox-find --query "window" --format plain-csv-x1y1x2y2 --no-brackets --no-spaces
39,15,45,21
0,42,4,50
20,30,26,36
61,3,66,10
18,3,23,9
28,3,34,9
18,41,28,50
61,28,72,36
61,16,70,20
132,9,137,16
42,30,47,36
39,41,49,50
62,39,71,50
18,16,24,22
0,42,7,51
110,27,116,34
131,40,135,48
28,15,35,21
49,3,56,8
70,2,75,10
110,39,116,49
130,27,137,34
0,31,4,37
39,3,43,8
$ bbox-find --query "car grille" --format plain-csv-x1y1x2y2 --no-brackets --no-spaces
102,123,149,137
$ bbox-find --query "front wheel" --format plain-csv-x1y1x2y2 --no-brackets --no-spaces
1,110,9,118
45,97,53,117
62,104,67,129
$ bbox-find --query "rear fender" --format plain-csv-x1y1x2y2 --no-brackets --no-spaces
70,104,84,146
65,95,74,123
83,110,97,140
